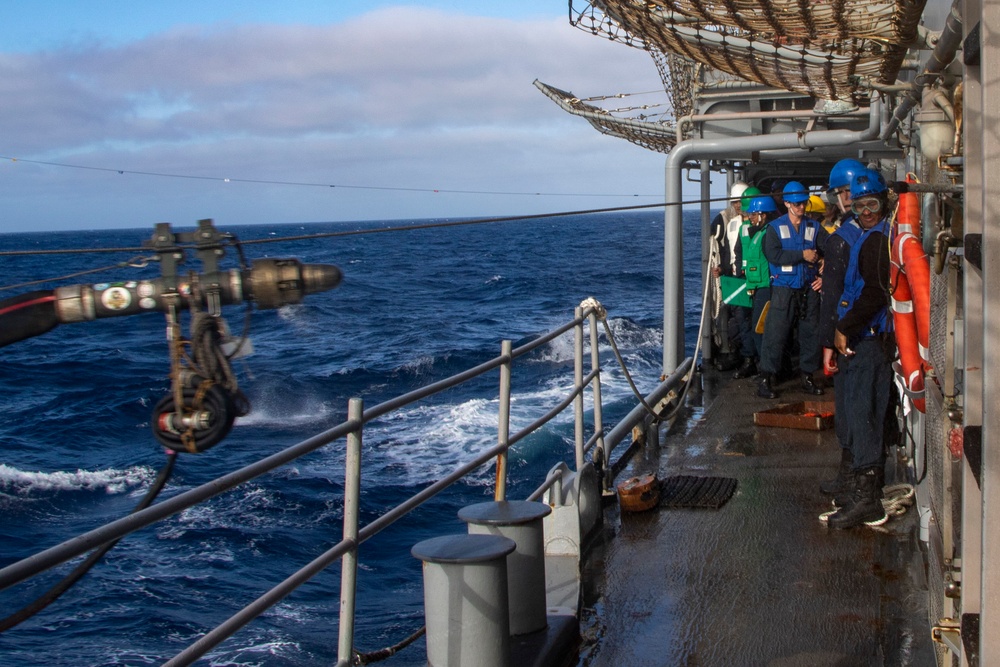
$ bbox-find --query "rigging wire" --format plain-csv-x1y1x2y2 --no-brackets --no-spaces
0,195,739,292
0,451,178,633
0,192,737,262
0,154,661,199
0,256,156,292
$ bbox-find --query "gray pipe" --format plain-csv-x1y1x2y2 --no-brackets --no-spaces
881,0,963,141
661,94,882,374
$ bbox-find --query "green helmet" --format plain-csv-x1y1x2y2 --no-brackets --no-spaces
740,186,762,212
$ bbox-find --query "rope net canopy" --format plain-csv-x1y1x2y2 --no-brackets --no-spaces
569,0,927,104
534,80,683,154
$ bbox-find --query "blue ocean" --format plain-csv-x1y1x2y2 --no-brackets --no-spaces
0,210,705,666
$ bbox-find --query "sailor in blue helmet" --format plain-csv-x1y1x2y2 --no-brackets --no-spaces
827,168,894,529
818,159,866,500
756,181,830,399
734,194,777,379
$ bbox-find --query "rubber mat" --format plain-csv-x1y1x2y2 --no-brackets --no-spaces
659,475,738,509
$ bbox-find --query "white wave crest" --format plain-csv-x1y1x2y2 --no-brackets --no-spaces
0,463,155,495
601,317,661,349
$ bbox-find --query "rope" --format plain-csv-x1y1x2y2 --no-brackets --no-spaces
580,298,661,422
709,236,722,321
816,482,915,526
580,218,721,423
354,626,426,664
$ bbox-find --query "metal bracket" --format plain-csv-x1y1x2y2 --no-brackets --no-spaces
932,618,962,657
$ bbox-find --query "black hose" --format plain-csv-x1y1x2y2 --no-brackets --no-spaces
0,291,59,348
0,451,178,633
151,384,237,453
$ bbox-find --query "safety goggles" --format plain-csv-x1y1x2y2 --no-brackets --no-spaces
851,197,882,215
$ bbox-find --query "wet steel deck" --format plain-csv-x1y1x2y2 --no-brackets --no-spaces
579,368,938,666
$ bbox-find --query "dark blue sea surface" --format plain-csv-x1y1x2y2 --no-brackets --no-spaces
0,210,706,666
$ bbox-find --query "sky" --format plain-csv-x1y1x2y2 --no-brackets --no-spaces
0,1,697,232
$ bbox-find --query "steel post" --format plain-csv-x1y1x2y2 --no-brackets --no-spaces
495,340,512,501
337,398,362,666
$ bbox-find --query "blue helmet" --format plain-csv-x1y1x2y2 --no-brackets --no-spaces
850,169,887,199
782,181,809,204
828,159,866,191
747,195,778,214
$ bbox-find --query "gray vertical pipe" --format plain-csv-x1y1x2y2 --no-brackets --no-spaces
337,398,362,666
661,94,882,375
700,160,714,363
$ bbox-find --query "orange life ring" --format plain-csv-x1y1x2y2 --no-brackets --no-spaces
891,177,932,413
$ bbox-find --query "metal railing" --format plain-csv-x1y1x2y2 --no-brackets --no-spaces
0,304,691,666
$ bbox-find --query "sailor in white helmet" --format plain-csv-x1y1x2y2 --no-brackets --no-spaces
709,181,749,370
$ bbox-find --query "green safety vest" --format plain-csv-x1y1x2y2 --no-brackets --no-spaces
740,222,770,291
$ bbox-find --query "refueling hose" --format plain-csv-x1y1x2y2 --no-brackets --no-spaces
0,291,59,348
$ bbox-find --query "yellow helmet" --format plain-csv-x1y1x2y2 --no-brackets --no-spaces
806,194,826,214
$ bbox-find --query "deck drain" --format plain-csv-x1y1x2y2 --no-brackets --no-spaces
659,475,737,509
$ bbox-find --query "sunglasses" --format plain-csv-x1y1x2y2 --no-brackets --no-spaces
851,198,882,215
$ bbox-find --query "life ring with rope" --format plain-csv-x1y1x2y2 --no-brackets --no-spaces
890,174,933,413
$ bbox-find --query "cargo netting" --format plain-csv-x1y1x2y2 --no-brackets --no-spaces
570,0,927,104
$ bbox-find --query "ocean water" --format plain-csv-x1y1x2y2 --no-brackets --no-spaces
0,210,706,666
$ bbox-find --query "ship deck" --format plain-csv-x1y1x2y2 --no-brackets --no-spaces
580,367,938,666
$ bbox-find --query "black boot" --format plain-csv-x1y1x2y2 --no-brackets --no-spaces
757,374,777,399
820,449,853,496
716,352,739,372
801,373,824,395
832,473,858,508
733,357,758,379
828,467,886,529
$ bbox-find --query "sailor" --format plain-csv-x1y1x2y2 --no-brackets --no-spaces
733,193,775,379
757,181,829,399
805,195,827,227
817,159,866,499
827,169,894,529
768,178,788,219
728,186,761,378
710,181,749,370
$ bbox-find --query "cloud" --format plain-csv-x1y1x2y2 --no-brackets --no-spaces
0,7,673,230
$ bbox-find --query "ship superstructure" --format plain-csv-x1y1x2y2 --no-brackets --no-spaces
540,1,991,664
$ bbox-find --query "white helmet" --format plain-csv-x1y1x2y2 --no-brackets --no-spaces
730,182,749,202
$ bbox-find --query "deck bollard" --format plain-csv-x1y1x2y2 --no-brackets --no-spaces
458,500,552,635
411,533,516,667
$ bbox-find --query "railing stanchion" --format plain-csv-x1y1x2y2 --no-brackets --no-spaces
338,398,363,666
574,307,586,470
495,340,512,501
588,311,606,467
